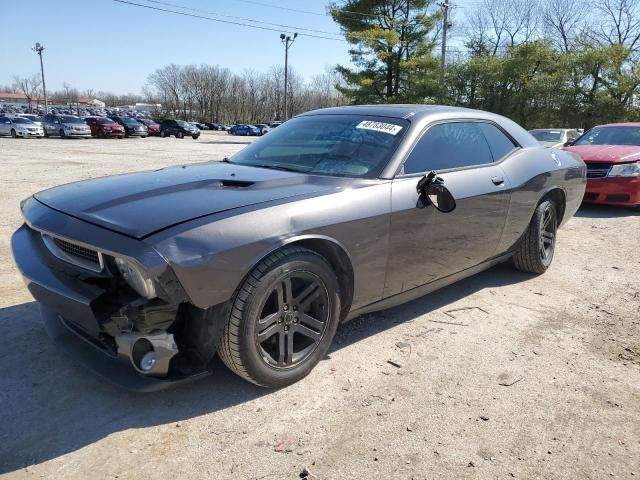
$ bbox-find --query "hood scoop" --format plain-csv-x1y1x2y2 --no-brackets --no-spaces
219,179,254,188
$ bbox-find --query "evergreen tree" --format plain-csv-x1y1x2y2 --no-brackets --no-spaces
329,0,441,103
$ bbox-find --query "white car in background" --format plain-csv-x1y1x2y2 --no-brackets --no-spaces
529,128,581,148
17,114,43,127
0,115,44,138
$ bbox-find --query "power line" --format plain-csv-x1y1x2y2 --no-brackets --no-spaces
232,0,384,19
110,0,346,41
143,0,343,37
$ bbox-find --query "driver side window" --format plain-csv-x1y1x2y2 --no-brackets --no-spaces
402,121,494,174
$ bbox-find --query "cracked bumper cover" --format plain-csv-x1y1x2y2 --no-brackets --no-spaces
11,201,212,391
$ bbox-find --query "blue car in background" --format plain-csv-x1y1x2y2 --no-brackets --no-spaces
229,124,260,136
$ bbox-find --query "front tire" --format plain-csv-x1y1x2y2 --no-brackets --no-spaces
513,199,558,274
218,246,341,388
10,129,17,138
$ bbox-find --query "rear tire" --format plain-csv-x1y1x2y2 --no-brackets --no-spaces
218,246,341,388
59,129,65,139
10,129,17,138
513,199,558,274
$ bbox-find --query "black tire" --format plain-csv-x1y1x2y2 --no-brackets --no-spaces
160,130,167,138
218,246,341,388
513,199,558,274
176,131,184,139
192,135,199,139
97,129,105,139
10,129,17,138
59,129,65,139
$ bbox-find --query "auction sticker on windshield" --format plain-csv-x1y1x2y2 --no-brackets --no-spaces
356,120,403,135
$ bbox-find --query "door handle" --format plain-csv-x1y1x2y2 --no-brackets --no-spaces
491,176,505,186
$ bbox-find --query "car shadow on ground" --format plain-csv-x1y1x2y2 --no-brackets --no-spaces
0,263,532,473
576,203,639,218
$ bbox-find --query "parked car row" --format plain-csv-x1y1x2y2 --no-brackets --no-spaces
0,113,208,140
227,121,281,136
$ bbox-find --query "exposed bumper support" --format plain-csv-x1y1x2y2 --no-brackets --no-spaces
41,306,210,392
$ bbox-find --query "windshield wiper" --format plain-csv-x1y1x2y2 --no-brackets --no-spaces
247,163,309,173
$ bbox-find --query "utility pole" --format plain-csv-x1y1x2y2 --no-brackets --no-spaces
280,32,297,120
32,42,48,114
439,2,451,97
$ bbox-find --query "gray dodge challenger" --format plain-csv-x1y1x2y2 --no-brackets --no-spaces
11,105,586,390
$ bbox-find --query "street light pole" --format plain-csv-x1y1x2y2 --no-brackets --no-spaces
32,42,48,114
280,32,297,120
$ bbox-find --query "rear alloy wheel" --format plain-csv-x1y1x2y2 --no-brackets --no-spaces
218,246,341,388
176,131,184,139
513,199,558,274
10,129,17,138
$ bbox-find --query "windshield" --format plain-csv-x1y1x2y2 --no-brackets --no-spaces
98,118,116,125
229,114,409,178
176,120,191,127
531,130,562,141
121,117,140,126
59,115,83,124
12,117,33,124
139,119,157,126
22,115,39,121
574,126,640,146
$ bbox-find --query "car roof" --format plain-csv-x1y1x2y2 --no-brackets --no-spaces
594,122,640,128
299,104,469,120
299,104,539,150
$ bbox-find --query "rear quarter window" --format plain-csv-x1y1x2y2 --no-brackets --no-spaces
478,123,517,161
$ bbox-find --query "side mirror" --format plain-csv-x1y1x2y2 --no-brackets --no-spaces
416,170,456,213
426,184,456,213
563,141,573,147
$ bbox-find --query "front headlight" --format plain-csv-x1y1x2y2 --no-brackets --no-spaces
115,257,157,299
608,162,640,177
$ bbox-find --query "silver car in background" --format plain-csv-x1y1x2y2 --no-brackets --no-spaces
0,115,44,138
41,114,91,138
17,114,43,127
529,128,581,148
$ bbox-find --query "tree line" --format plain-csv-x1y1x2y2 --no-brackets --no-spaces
331,0,640,129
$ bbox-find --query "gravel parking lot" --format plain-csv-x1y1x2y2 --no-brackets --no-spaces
0,132,638,480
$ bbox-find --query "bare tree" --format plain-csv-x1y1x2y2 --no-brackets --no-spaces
12,74,42,112
593,0,640,50
542,0,591,52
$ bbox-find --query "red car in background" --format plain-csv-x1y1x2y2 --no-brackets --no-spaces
85,117,125,139
138,118,160,136
563,123,640,207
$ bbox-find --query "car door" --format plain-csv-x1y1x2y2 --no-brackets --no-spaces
0,116,10,135
383,120,517,297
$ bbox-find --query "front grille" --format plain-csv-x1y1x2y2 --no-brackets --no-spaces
586,162,612,179
42,234,104,272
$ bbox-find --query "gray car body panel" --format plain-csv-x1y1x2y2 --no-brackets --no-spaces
19,105,586,316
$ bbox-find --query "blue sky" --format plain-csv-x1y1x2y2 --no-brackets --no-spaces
1,0,473,95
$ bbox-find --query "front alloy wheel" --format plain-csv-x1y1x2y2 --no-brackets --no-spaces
218,246,341,388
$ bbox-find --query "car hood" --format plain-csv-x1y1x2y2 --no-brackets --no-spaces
563,144,640,163
33,162,353,239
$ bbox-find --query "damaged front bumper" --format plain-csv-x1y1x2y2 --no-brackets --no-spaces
11,198,216,391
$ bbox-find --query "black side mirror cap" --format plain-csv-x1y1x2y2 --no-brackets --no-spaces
563,141,573,147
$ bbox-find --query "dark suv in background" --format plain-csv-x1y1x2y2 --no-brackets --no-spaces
108,116,148,138
160,120,200,139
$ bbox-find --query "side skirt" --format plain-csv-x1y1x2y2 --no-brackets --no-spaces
344,253,514,322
